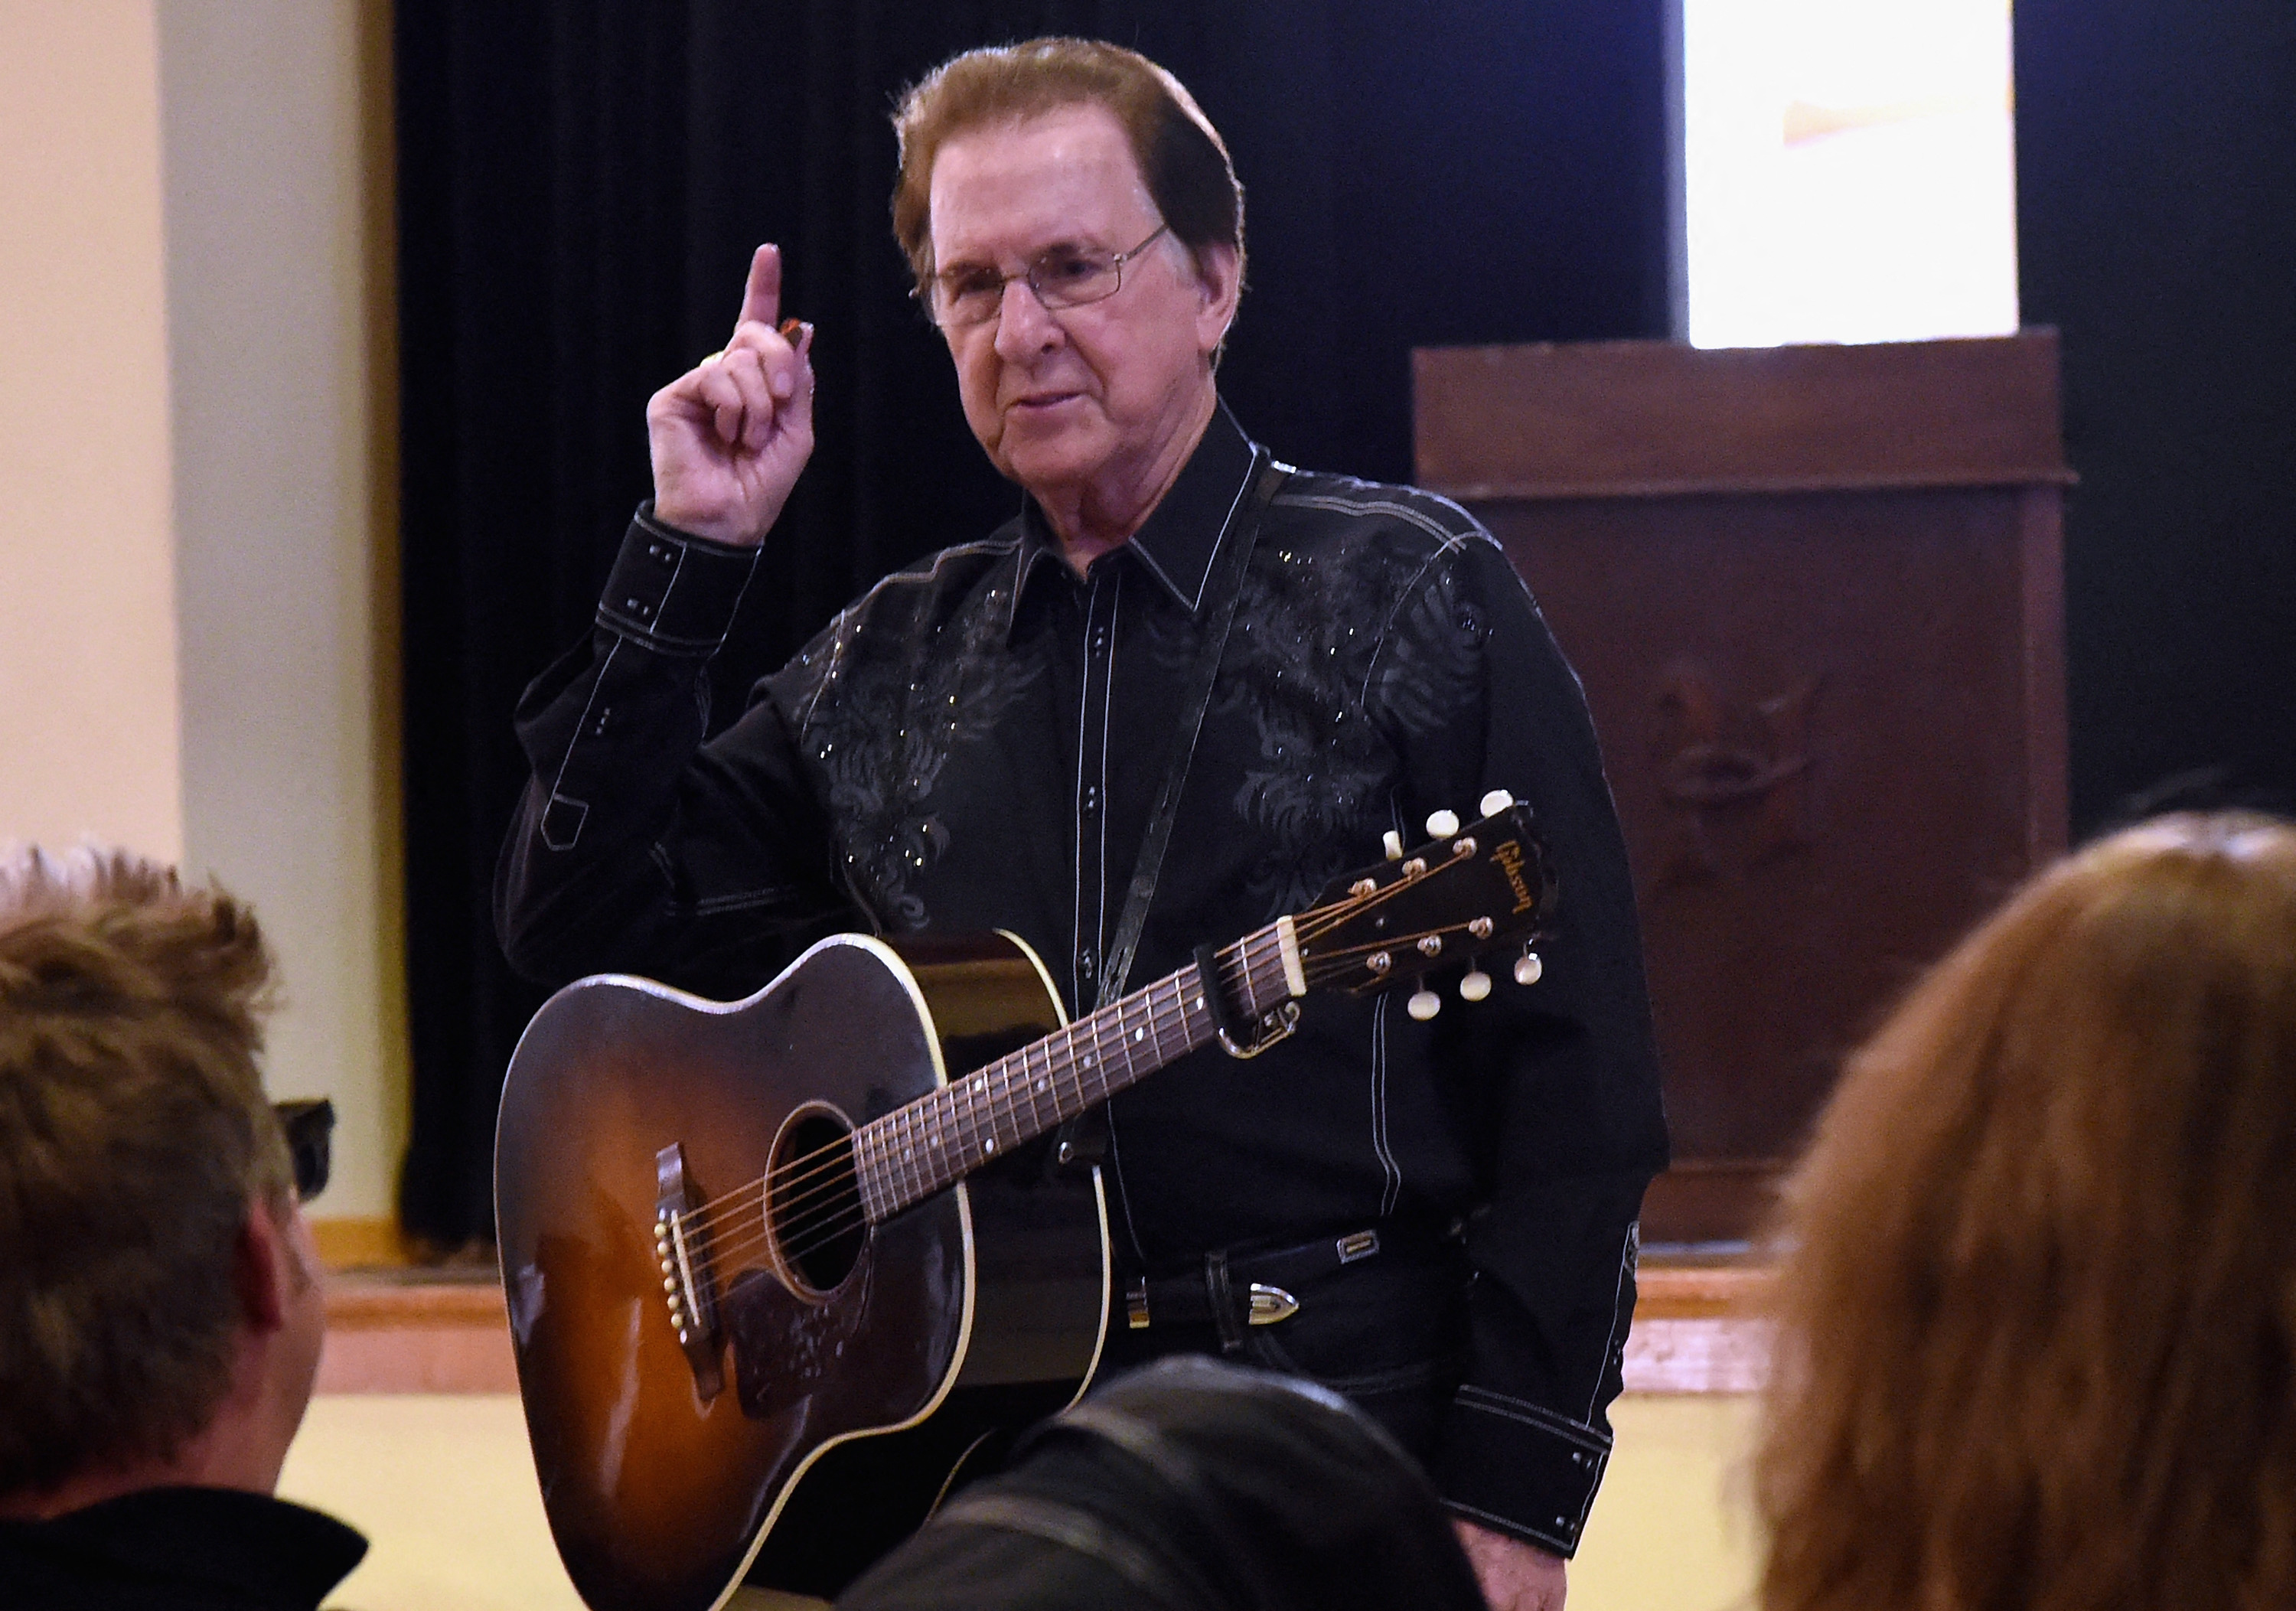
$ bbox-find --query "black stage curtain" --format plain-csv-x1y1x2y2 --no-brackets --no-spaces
395,1,1669,1244
2015,0,2296,833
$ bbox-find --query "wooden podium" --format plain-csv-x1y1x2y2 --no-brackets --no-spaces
1414,335,2070,1244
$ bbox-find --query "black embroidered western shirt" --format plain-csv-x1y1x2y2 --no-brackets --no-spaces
497,403,1668,1555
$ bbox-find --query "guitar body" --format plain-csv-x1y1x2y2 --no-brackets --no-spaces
494,931,1110,1611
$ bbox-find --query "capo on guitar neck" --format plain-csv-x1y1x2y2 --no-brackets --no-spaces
1194,943,1301,1059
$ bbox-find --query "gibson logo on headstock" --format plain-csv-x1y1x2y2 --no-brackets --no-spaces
1491,839,1535,915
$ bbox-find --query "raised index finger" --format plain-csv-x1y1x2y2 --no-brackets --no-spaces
735,244,782,335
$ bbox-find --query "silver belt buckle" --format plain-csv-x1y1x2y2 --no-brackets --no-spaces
1246,1283,1300,1325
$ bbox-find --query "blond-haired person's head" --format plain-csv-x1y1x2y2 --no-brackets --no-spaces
0,847,325,1515
1756,813,2296,1611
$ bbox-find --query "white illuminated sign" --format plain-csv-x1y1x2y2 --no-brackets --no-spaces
1683,0,2020,347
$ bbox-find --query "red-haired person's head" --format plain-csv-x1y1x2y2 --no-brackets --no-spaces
1757,813,2296,1611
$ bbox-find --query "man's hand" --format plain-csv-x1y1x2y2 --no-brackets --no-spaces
1453,1520,1567,1611
647,243,816,546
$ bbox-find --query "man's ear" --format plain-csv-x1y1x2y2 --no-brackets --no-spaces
1190,242,1242,354
233,1198,295,1335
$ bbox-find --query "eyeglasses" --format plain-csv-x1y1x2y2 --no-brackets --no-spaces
273,1098,335,1201
924,223,1171,331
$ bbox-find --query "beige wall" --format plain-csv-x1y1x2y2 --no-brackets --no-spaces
0,1,406,1224
157,0,406,1223
0,3,184,862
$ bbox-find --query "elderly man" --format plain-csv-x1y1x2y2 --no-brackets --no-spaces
498,38,1665,1610
0,849,360,1609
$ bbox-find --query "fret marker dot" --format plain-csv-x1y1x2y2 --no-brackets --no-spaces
1036,1078,1049,1091
1134,1029,1144,1042
983,1137,996,1155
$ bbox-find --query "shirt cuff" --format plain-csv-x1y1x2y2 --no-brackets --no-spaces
1436,1384,1613,1557
594,503,762,654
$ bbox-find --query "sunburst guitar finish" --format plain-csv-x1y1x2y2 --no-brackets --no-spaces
494,931,1107,1611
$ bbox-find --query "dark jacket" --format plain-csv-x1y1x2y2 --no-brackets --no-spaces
0,1487,367,1611
837,1358,1489,1611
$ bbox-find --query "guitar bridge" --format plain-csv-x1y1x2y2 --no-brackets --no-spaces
654,1143,726,1401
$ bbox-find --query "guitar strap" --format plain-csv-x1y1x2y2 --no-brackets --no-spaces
1094,448,1290,1013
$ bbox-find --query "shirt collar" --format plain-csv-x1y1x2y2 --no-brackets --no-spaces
1006,400,1262,640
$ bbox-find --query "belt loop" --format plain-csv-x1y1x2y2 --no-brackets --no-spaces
1204,1250,1247,1356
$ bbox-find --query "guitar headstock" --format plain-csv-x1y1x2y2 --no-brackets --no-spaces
1293,792,1557,1016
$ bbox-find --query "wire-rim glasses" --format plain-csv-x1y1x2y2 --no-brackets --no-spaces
924,223,1171,331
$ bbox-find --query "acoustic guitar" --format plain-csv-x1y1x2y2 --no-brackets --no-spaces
494,797,1556,1611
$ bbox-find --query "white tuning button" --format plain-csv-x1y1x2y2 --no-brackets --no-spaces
1514,951,1544,986
1407,987,1442,1021
1383,830,1405,860
1425,809,1460,840
1479,789,1515,817
1459,969,1492,1002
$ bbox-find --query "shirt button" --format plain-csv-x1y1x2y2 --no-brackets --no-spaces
1078,951,1096,979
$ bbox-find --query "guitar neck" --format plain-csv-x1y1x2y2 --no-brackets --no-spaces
853,918,1303,1222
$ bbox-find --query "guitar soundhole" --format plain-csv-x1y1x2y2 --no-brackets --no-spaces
768,1105,866,1298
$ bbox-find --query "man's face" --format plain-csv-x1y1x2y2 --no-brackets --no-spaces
928,103,1238,514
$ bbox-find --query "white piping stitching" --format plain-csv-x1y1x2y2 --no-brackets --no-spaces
1454,1385,1613,1448
1444,1500,1574,1553
1370,994,1402,1217
1135,453,1256,614
1589,1223,1636,1422
541,638,622,849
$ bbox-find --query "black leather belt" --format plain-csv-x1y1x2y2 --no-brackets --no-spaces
1122,1225,1430,1355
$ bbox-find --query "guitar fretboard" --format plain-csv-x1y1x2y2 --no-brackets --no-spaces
851,921,1299,1221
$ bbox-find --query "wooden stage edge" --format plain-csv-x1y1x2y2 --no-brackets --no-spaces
315,1262,1773,1397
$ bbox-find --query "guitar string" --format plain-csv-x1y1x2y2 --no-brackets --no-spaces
660,873,1401,1241
690,962,1252,1270
726,946,1313,1273
667,857,1510,1262
681,934,1437,1277
665,957,1241,1241
669,897,1493,1270
690,949,1284,1273
667,887,1497,1270
690,938,1332,1273
665,948,1264,1248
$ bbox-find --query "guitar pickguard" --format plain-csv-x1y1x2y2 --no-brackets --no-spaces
723,1256,876,1420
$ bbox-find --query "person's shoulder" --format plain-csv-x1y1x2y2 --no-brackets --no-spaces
1269,470,1493,556
847,528,1022,619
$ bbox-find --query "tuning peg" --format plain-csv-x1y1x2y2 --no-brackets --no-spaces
1459,969,1492,1002
1514,951,1544,986
1425,809,1460,839
1479,788,1515,817
1383,830,1404,860
1407,986,1442,1020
